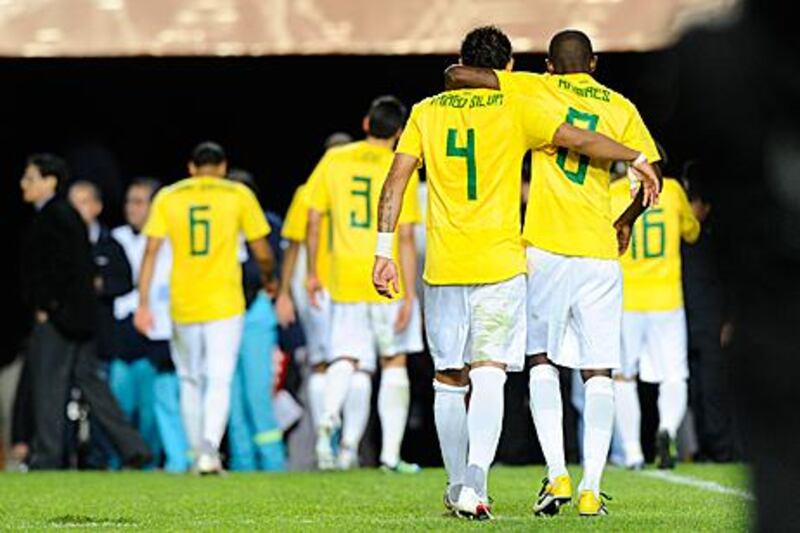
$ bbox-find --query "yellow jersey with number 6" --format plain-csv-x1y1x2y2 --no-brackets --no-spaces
396,89,562,285
308,140,421,303
496,70,661,260
144,176,270,324
611,177,700,311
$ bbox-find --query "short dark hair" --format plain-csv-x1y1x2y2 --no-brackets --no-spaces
69,180,103,202
683,160,712,203
460,26,512,70
367,96,407,139
227,168,260,196
191,141,227,167
129,177,163,200
27,153,69,190
548,30,594,73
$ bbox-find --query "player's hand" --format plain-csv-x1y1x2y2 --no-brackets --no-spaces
629,160,660,207
614,220,633,256
372,256,400,299
265,277,279,298
306,274,323,309
394,297,414,332
275,292,296,327
134,305,154,335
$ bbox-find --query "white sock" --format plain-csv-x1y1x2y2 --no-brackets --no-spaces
322,360,355,428
579,376,614,496
308,371,327,430
341,371,372,451
378,366,410,467
433,379,469,488
658,379,688,438
613,379,644,466
529,364,568,480
466,366,507,500
178,376,203,452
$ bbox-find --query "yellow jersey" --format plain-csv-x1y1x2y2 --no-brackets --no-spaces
396,88,561,285
144,176,270,324
281,184,333,288
611,178,700,312
496,70,661,259
308,140,421,303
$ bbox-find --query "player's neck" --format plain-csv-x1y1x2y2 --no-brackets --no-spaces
365,136,395,149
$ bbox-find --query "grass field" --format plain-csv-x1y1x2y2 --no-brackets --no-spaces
0,464,750,531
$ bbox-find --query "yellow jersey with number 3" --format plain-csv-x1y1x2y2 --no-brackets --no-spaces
611,177,700,311
496,70,661,260
144,176,270,324
281,184,333,288
396,89,562,285
308,140,421,303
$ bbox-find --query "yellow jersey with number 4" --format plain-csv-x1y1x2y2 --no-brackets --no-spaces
281,184,333,288
144,176,270,324
396,88,562,285
496,70,661,260
611,177,700,311
308,140,421,303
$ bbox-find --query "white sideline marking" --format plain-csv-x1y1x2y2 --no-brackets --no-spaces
641,470,755,501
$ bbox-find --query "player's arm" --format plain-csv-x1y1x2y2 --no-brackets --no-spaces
247,237,276,295
305,208,324,307
373,154,418,299
613,164,665,255
444,65,500,90
275,239,300,326
679,187,702,244
552,124,660,206
134,236,164,334
394,222,417,331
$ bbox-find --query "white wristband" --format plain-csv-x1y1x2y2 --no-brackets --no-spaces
632,152,648,167
375,232,394,259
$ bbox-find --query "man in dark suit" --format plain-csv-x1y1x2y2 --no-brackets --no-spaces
20,153,150,469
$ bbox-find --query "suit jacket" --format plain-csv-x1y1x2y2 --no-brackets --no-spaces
92,225,132,358
21,197,97,340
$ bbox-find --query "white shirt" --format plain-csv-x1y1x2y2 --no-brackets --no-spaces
112,225,173,341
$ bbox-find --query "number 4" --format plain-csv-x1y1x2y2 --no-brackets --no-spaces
447,128,477,201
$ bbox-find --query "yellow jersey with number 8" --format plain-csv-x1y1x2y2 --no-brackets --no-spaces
144,176,270,324
496,70,661,260
611,177,700,311
396,88,562,285
308,140,421,303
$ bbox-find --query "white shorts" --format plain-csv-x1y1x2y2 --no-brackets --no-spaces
329,299,423,373
171,314,245,391
526,246,622,370
296,288,332,367
424,274,526,372
618,308,688,383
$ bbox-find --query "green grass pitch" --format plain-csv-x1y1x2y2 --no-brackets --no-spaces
0,464,749,531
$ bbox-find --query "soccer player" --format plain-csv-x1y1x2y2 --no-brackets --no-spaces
446,29,663,516
610,157,700,470
134,141,275,474
373,26,658,519
307,97,423,472
276,133,352,456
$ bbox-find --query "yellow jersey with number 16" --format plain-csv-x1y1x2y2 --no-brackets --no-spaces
496,70,661,260
144,176,270,324
611,177,700,311
308,140,421,303
396,88,562,285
